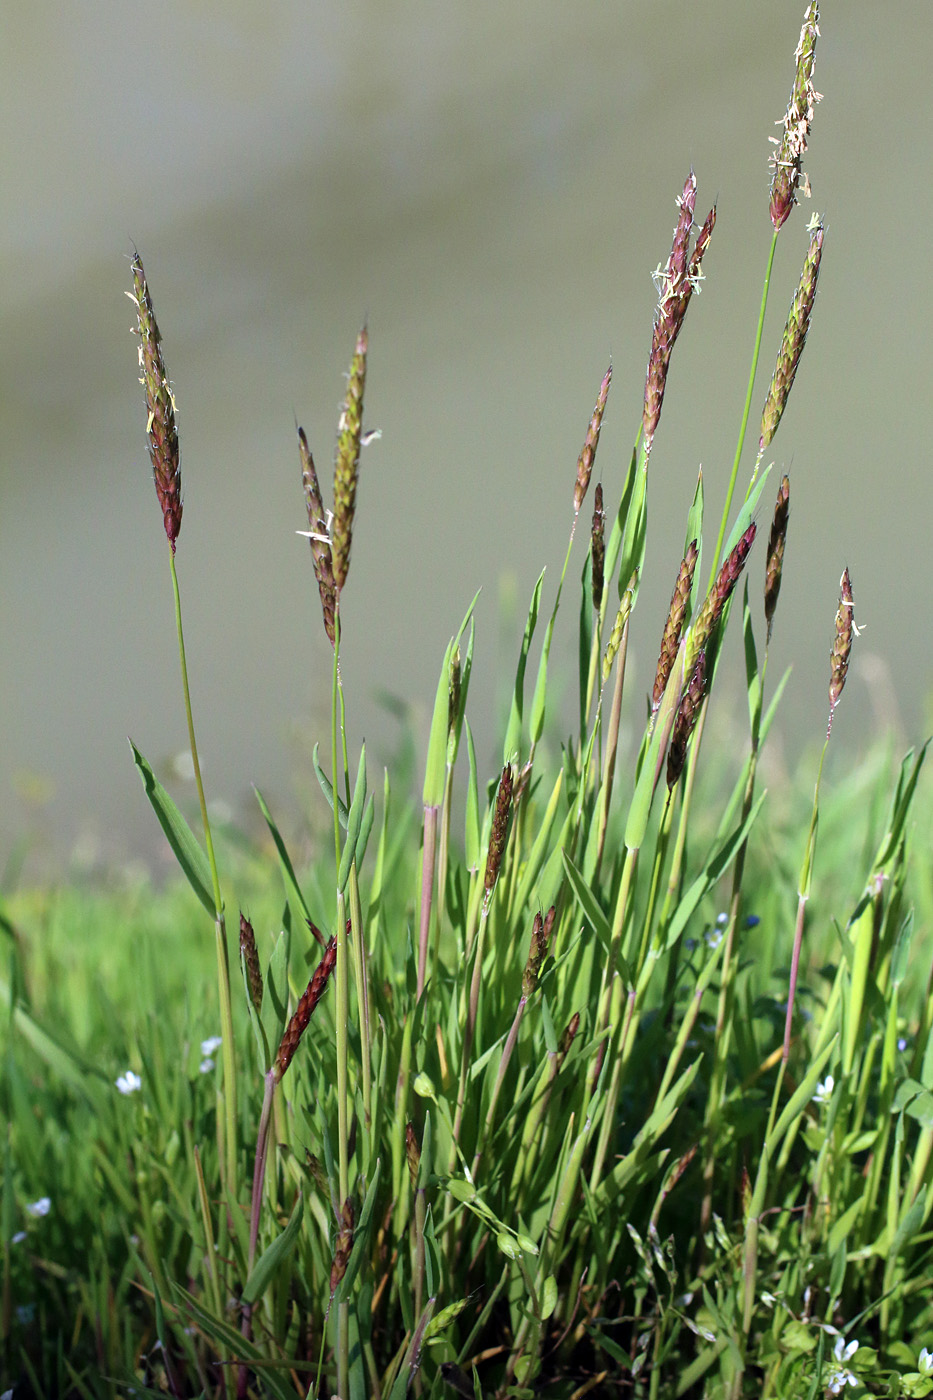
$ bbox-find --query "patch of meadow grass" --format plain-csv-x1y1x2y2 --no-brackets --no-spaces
5,6,933,1398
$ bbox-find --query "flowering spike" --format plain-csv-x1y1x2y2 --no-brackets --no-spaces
652,541,699,712
299,426,337,647
330,1198,355,1296
688,523,757,667
239,914,263,1013
769,2,821,231
759,221,824,455
602,571,638,685
667,650,707,790
765,475,791,642
642,173,716,449
129,252,182,551
483,765,514,908
332,324,368,592
574,363,612,515
274,936,337,1082
827,567,854,738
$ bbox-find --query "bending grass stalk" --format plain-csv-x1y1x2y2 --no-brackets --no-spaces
330,610,352,1398
169,550,238,1203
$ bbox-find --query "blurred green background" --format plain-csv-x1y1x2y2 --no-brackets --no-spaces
1,1,929,875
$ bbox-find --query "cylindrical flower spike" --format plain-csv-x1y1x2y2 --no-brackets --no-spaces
330,1198,355,1296
765,475,791,643
521,905,556,999
559,1011,580,1062
332,325,368,593
652,540,699,712
643,173,717,449
574,363,612,515
667,650,707,790
273,936,337,1082
483,764,514,905
769,2,821,231
239,913,263,1014
298,426,337,647
827,567,854,738
688,523,757,667
759,222,824,455
129,252,182,551
602,570,638,685
591,483,605,614
405,1122,421,1189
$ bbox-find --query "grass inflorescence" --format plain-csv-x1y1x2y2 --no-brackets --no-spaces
4,8,933,1399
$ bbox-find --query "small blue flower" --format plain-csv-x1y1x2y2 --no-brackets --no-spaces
200,1035,222,1057
25,1197,51,1218
116,1070,142,1096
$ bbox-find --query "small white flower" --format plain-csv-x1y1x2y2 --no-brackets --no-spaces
825,1335,859,1394
116,1070,142,1096
919,1345,933,1374
11,1231,26,1245
26,1197,51,1217
834,1336,858,1364
813,1074,834,1105
200,1036,222,1057
199,1058,216,1075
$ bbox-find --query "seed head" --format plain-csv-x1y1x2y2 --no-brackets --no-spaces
591,483,606,614
688,523,757,667
521,905,556,999
129,252,182,551
405,1122,421,1189
559,1011,580,1061
330,1197,355,1296
483,764,514,906
574,363,612,515
274,936,337,1082
299,426,337,647
643,174,716,449
239,913,263,1014
827,567,854,738
667,649,707,790
652,540,699,712
769,2,821,231
759,221,824,455
602,571,638,685
764,475,790,642
332,325,368,592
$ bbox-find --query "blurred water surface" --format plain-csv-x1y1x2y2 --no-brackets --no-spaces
2,1,930,875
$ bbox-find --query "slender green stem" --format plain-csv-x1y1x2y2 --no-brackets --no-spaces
168,549,237,1201
708,229,779,587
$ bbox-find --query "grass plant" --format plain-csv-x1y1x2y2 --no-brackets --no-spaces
5,6,933,1397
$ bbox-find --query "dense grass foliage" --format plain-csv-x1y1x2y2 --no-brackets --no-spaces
5,7,933,1398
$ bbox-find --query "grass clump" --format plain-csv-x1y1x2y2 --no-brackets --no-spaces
4,7,933,1398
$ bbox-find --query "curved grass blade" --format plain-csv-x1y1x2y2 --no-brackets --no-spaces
130,741,214,916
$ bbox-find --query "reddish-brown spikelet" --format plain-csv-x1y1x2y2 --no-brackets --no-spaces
759,222,824,454
483,764,514,897
765,475,791,642
405,1122,421,1189
769,2,821,231
332,325,368,593
329,1198,355,1296
667,649,707,790
129,252,182,551
521,905,555,999
299,426,337,647
688,523,757,666
274,936,337,1082
652,540,699,712
239,913,263,1013
591,483,605,614
642,174,717,449
827,567,854,737
559,1011,580,1062
574,363,612,515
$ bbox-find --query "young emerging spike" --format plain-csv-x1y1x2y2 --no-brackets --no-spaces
827,567,854,738
759,221,824,455
765,475,791,642
769,2,821,231
521,905,556,999
298,426,337,647
574,363,612,515
667,649,707,790
602,570,638,685
129,252,182,551
405,1122,421,1189
591,483,605,614
329,1198,355,1296
642,173,717,449
688,523,757,667
332,324,368,593
652,540,699,712
239,913,263,1014
483,764,514,905
273,936,337,1082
